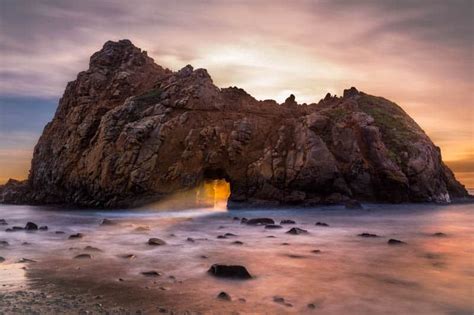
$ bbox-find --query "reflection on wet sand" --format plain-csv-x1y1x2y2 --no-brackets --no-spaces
0,203,473,314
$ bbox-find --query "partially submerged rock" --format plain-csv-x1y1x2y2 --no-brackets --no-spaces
141,271,161,277
246,218,275,226
315,222,329,227
25,222,38,231
148,238,166,246
0,219,7,225
265,224,283,229
358,233,379,238
68,233,84,239
217,291,231,301
100,219,116,226
74,254,92,259
388,239,406,245
286,227,308,235
208,264,252,279
280,219,296,224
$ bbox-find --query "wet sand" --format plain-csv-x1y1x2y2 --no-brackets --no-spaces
0,203,473,314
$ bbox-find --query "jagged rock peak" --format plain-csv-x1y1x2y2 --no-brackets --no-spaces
89,39,154,71
343,86,359,98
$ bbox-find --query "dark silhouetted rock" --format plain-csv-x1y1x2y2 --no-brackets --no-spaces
55,231,65,234
224,233,237,237
0,240,9,247
208,264,252,279
0,256,4,263
217,235,227,239
74,254,92,259
0,219,7,225
141,271,161,277
69,233,84,239
246,218,275,226
311,249,321,254
265,224,283,229
280,219,296,224
308,303,316,309
286,227,308,235
187,237,195,242
232,241,244,245
148,238,166,246
240,218,248,224
358,233,379,238
315,222,329,227
0,40,468,208
25,222,38,231
432,232,447,237
217,291,231,301
39,226,48,231
388,239,406,245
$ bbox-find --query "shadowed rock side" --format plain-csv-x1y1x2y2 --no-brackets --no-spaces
0,40,469,208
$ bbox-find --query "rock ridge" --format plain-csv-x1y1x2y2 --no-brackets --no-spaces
0,39,469,208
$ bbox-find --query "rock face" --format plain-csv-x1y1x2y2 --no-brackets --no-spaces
0,40,469,208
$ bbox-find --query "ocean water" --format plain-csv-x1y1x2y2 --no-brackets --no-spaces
0,202,473,314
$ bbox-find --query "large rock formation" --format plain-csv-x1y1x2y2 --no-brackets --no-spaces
0,40,469,208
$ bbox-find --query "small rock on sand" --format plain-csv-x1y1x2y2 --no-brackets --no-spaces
232,241,244,245
311,250,321,254
286,227,308,235
148,238,166,246
358,233,379,238
388,239,406,245
69,233,84,239
208,264,252,279
246,218,274,225
432,232,447,237
217,291,231,301
141,271,161,277
74,254,92,259
224,233,237,237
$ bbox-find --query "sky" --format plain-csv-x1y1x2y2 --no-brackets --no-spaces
0,0,473,187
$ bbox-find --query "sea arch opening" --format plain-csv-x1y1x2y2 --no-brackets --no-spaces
196,168,231,209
